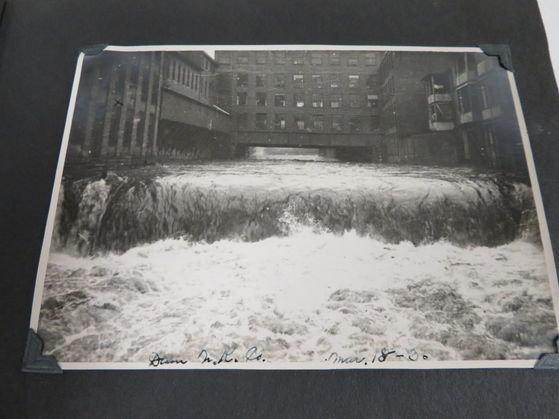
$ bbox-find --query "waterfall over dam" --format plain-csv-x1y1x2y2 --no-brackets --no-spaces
53,161,539,255
38,160,556,363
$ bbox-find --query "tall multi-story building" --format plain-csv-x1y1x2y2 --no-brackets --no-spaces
449,52,524,171
67,50,232,171
378,51,460,164
67,48,525,173
379,51,525,171
157,51,232,159
214,50,383,157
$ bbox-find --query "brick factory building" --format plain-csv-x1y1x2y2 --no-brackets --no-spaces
449,52,525,171
66,48,527,174
214,50,384,159
378,51,526,172
66,50,232,173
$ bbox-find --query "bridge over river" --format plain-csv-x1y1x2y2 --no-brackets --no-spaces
234,131,383,149
65,50,384,175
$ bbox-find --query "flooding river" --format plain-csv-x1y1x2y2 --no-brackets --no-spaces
37,149,558,363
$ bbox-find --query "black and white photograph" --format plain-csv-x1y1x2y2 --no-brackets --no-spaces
29,45,559,368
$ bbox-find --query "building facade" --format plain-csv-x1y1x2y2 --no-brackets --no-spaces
66,49,526,174
379,51,525,172
157,51,232,160
214,50,383,157
67,50,232,173
450,52,524,171
379,51,464,165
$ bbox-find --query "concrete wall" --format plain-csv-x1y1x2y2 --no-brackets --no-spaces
160,89,232,134
157,120,235,161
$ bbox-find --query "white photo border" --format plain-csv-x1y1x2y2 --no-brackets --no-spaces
28,45,559,370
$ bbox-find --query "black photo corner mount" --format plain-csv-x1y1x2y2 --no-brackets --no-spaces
478,44,514,72
22,329,63,374
535,335,559,370
81,44,108,57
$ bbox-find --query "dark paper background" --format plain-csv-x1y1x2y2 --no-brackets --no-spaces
1,0,558,417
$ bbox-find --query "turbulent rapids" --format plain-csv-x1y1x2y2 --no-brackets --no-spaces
38,158,558,363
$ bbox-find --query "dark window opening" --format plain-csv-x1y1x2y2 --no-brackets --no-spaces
329,52,341,65
366,74,377,89
332,116,343,131
330,74,341,88
274,94,287,107
294,93,305,108
349,94,361,108
367,94,379,108
256,74,266,87
237,113,248,130
312,94,323,108
292,54,305,65
312,115,324,131
255,113,267,129
274,114,286,130
312,74,323,88
236,73,248,87
274,74,286,88
274,52,286,64
349,75,360,88
311,54,323,65
369,115,379,131
256,92,267,106
237,54,249,64
365,53,377,66
457,86,473,114
330,94,342,108
236,92,247,105
349,117,361,132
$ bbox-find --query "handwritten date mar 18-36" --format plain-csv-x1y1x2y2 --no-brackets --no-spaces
326,348,430,365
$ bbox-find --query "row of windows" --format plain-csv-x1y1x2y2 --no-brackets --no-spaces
235,73,377,89
219,52,379,66
166,58,210,98
237,113,379,132
235,92,379,108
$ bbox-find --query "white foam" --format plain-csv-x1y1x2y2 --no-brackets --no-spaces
40,229,555,362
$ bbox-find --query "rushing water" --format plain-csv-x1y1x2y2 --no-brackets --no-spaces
38,154,558,363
